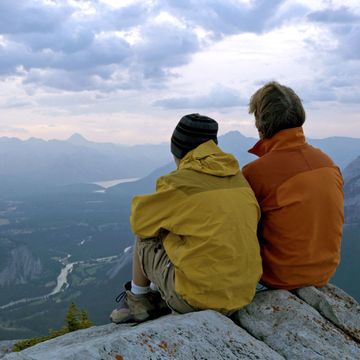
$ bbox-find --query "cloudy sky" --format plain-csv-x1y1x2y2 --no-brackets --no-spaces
0,0,359,144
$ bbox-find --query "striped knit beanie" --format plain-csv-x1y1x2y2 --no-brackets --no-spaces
171,113,218,159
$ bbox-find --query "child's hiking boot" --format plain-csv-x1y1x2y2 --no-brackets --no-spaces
110,281,170,324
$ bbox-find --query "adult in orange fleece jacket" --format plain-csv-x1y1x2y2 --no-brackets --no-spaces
242,81,344,290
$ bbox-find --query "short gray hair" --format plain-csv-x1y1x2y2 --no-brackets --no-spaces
249,81,306,139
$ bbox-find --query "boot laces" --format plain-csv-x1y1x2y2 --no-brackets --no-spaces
115,281,131,303
115,291,126,303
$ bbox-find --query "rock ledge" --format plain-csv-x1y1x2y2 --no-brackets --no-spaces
2,284,359,360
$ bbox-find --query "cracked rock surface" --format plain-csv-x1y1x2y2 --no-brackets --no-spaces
235,288,360,360
295,284,360,342
2,285,360,360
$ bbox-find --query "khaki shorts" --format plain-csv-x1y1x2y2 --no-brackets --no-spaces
137,236,195,314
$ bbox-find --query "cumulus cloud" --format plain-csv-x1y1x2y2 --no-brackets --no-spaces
0,2,202,91
305,6,360,59
153,85,246,109
300,5,360,104
135,22,199,79
1,0,360,141
0,0,359,117
0,0,302,93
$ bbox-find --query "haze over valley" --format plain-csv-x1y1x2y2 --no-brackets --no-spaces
0,132,359,340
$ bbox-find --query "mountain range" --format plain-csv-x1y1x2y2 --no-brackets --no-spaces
1,131,360,197
343,155,360,224
0,131,359,340
0,134,170,194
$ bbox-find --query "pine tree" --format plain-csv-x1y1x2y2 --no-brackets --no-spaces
13,302,93,352
66,302,79,332
79,309,92,329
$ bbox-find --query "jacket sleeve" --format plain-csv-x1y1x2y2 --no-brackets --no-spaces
130,176,186,238
242,163,263,203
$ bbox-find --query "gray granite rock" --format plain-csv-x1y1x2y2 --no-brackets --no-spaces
295,284,360,342
0,341,17,359
4,285,360,360
234,289,360,360
2,310,283,360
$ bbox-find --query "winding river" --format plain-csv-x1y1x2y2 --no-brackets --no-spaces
0,255,117,310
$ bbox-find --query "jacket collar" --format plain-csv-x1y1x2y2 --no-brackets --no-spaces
178,140,239,177
181,139,221,162
249,127,306,157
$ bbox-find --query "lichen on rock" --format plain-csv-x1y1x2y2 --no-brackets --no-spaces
2,284,360,360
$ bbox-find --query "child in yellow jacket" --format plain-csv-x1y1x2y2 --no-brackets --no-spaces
111,113,262,324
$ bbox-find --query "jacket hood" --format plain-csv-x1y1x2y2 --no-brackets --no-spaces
178,140,239,177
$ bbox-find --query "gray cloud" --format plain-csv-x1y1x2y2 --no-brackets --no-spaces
327,62,360,103
267,2,310,28
337,92,360,104
135,22,199,79
293,62,360,104
0,0,300,93
0,125,29,134
0,1,147,91
161,0,287,37
17,21,199,92
2,98,34,109
22,65,142,93
299,85,337,103
105,2,152,31
11,26,95,54
305,7,360,60
302,6,360,104
336,25,360,60
307,7,360,24
153,85,246,109
0,0,358,99
0,0,72,34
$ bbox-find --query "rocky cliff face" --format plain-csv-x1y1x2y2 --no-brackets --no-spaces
344,156,360,224
1,284,359,360
0,246,42,286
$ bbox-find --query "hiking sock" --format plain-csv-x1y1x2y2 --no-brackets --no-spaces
131,280,150,295
150,282,159,292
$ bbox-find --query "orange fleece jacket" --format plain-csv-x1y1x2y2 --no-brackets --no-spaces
243,127,344,289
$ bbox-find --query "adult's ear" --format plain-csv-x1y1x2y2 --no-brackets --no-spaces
255,117,265,139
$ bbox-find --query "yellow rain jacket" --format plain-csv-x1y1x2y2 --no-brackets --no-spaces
131,140,262,312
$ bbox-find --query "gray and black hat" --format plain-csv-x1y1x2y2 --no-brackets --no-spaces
171,113,218,159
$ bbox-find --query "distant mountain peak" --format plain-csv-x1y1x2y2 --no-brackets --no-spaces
67,133,89,144
220,130,257,141
222,130,246,137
